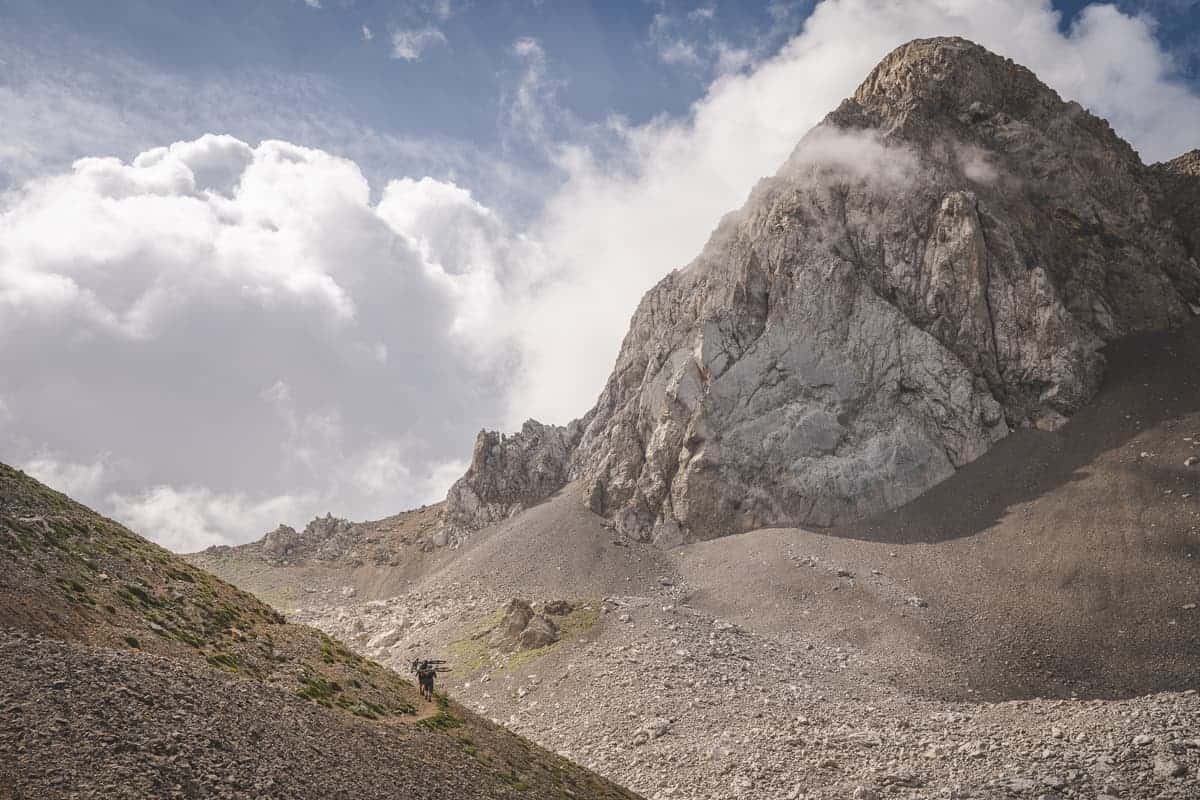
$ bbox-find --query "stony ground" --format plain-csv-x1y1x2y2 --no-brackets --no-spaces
204,324,1200,800
0,628,639,800
298,585,1200,800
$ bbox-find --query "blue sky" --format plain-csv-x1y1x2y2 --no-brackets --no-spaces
5,1,790,141
6,0,1195,206
2,0,1200,549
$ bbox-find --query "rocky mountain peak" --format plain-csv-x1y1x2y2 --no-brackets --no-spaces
443,36,1200,546
853,38,1055,122
253,514,353,562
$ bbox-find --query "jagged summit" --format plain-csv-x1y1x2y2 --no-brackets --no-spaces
442,36,1200,544
199,502,446,570
443,419,584,540
1162,148,1200,176
851,38,1082,129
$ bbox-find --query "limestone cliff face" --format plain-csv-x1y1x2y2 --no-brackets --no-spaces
442,419,586,539
446,37,1200,545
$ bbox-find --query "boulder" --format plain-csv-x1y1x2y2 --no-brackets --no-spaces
517,615,560,651
489,599,560,651
497,599,535,640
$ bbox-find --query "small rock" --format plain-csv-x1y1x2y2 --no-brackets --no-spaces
543,600,573,615
645,717,671,739
1153,757,1186,778
730,775,754,792
1040,774,1066,789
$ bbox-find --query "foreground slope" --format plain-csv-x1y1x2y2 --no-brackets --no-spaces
0,464,639,800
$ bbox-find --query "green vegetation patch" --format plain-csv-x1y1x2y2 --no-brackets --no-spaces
296,674,342,706
118,582,162,608
166,568,196,583
418,708,463,731
447,600,602,676
205,652,240,672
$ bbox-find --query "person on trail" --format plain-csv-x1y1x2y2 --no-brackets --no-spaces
413,658,437,702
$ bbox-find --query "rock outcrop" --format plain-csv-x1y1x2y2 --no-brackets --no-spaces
443,419,585,540
1154,149,1200,285
446,37,1200,545
199,504,445,566
488,599,561,651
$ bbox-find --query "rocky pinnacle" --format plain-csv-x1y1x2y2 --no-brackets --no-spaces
445,37,1200,545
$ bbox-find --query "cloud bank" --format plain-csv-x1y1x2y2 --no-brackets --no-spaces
5,0,1200,550
2,136,501,550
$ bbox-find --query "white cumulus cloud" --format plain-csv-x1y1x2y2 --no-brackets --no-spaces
107,485,317,553
22,455,108,504
0,135,519,547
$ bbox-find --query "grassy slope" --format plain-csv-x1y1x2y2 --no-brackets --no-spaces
0,463,640,800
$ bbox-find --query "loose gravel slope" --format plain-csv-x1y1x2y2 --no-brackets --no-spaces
0,464,641,800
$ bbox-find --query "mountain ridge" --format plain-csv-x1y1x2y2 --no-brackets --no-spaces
440,35,1200,545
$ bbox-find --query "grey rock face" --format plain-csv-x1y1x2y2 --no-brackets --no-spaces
517,615,560,651
567,36,1200,543
256,514,355,564
443,419,585,540
446,37,1200,544
1153,149,1200,305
